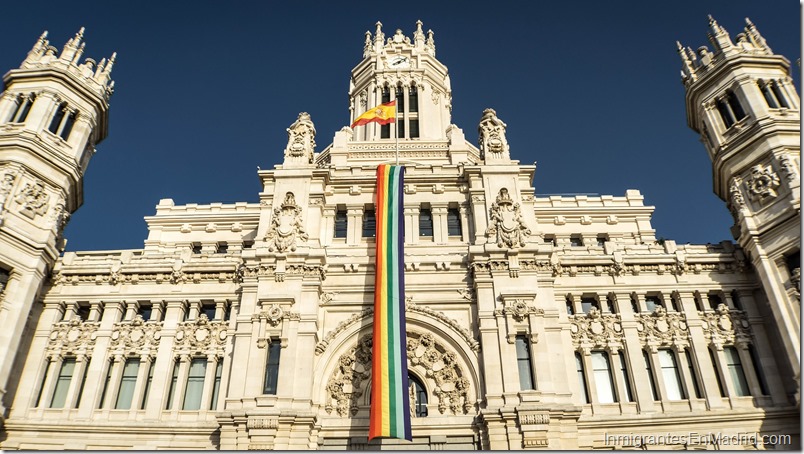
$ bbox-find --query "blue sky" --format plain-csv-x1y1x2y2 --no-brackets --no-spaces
0,1,799,251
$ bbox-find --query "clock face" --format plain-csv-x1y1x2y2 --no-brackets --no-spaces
388,55,410,69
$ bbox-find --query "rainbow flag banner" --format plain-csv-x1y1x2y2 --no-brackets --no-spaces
369,164,412,441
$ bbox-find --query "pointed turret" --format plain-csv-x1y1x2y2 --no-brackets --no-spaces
374,21,385,51
414,20,425,50
363,31,372,57
706,15,733,54
744,17,772,53
677,41,697,83
60,27,85,62
426,29,435,56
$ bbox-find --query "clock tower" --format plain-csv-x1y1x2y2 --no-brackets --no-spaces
348,21,452,142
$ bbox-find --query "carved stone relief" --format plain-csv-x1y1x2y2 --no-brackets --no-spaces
486,188,530,248
15,179,50,219
699,305,752,350
265,192,308,252
570,309,623,351
478,108,509,160
46,319,99,356
173,315,228,356
324,331,473,418
635,307,690,351
283,112,316,164
0,171,16,214
744,164,780,202
778,153,799,182
109,316,162,355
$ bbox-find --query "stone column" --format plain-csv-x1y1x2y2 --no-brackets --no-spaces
609,347,629,408
580,350,598,405
711,347,737,402
104,354,126,409
648,349,668,408
616,293,655,412
0,91,18,121
735,343,763,399
676,347,704,410
123,301,137,321
431,205,448,245
403,207,416,245
476,279,503,407
459,205,471,243
172,354,192,410
678,291,725,409
321,207,335,247
346,207,362,246
67,114,93,150
144,299,183,418
129,355,152,413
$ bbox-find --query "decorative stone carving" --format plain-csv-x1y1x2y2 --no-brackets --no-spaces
265,192,308,252
699,305,752,350
457,288,474,301
15,179,50,219
486,188,530,248
109,316,162,355
49,196,70,238
570,310,623,350
324,331,472,417
778,154,799,182
319,292,337,305
744,164,780,202
173,315,228,355
495,299,543,322
0,171,16,214
283,112,316,164
636,307,690,350
46,319,99,356
478,108,509,160
315,303,479,355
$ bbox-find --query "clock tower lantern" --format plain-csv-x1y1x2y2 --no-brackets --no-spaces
348,21,452,142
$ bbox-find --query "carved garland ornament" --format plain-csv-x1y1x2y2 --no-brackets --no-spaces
109,316,162,355
46,319,99,356
569,309,623,350
173,315,228,356
324,331,472,417
486,188,530,249
265,192,309,253
635,307,690,351
699,305,752,350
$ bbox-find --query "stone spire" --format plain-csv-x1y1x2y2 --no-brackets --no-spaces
363,31,372,57
425,29,436,56
60,27,85,63
744,17,772,53
677,41,697,84
706,15,733,53
414,20,425,50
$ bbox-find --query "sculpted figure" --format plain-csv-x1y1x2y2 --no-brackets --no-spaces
284,112,316,164
15,180,50,219
478,108,510,160
486,188,530,248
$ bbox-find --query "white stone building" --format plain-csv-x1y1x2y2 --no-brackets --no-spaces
0,18,799,450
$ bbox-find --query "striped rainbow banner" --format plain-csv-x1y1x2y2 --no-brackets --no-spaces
369,164,412,441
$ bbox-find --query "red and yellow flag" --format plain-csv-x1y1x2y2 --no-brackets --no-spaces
351,101,396,128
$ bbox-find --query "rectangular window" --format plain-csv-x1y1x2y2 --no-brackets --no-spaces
770,81,790,108
707,292,723,310
50,358,76,408
724,346,750,397
419,208,433,237
216,242,228,254
685,350,703,399
397,116,405,138
709,348,727,397
191,243,202,254
77,304,91,322
201,303,217,320
409,86,418,112
140,361,154,409
643,351,659,401
605,295,616,314
565,297,575,315
570,235,583,247
409,119,419,138
34,361,52,407
362,209,376,238
115,358,140,409
658,349,685,400
98,360,113,408
591,351,617,403
210,360,223,410
581,297,598,314
644,295,662,312
137,304,152,322
334,209,347,238
730,290,742,310
760,81,780,108
748,345,769,395
618,352,634,402
515,335,535,391
242,240,254,249
544,235,557,246
575,352,589,403
48,103,66,134
183,358,207,410
60,111,77,140
596,235,607,247
264,341,282,394
166,360,179,410
446,208,462,237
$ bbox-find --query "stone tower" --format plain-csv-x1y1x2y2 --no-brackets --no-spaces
0,29,114,417
679,17,800,395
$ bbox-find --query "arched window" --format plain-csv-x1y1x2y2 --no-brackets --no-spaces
8,93,35,123
49,102,67,134
409,374,428,417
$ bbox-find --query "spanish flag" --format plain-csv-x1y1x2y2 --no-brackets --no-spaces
351,101,396,128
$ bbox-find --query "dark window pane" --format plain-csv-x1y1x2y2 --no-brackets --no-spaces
77,305,91,321
381,123,390,139
409,119,419,138
447,208,462,236
770,82,789,108
581,297,598,314
515,335,535,390
760,82,779,108
60,111,76,140
727,91,746,120
419,208,433,236
716,98,735,128
707,293,723,310
685,350,703,399
201,304,217,320
708,349,726,397
575,352,589,403
334,210,347,238
748,345,769,395
137,305,152,321
362,209,376,237
409,374,427,417
49,103,66,134
264,341,281,394
570,236,583,247
409,86,418,112
643,350,659,400
645,296,662,312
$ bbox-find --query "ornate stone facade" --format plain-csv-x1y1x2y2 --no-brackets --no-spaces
0,19,799,452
